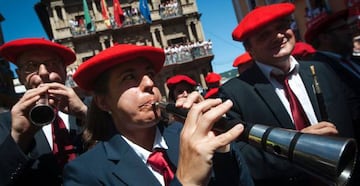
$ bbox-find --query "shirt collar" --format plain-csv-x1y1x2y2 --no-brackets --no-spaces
121,126,168,164
255,55,300,79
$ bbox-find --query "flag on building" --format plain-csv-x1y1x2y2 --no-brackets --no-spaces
139,0,152,23
83,0,94,31
113,0,124,27
101,0,111,28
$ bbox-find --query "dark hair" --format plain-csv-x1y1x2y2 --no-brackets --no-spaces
82,68,116,150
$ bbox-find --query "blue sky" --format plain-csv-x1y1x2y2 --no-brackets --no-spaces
0,0,245,74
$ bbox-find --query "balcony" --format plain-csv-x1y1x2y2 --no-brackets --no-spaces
164,40,213,66
159,1,183,20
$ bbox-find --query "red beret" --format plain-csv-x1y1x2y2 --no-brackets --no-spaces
291,42,316,58
0,38,76,66
73,44,165,91
204,88,219,99
304,10,348,43
233,52,252,67
205,72,221,83
232,3,295,41
166,75,196,89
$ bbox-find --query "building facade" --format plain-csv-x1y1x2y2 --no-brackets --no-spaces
35,0,214,99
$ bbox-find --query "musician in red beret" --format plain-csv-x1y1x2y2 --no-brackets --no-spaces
63,44,254,186
204,72,222,99
0,38,87,186
166,74,196,102
233,52,253,74
305,12,360,183
220,3,357,185
305,9,360,96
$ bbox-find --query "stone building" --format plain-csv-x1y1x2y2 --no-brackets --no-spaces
35,0,214,99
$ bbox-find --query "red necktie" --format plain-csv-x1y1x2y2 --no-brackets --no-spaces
273,73,309,130
147,148,175,186
52,114,76,169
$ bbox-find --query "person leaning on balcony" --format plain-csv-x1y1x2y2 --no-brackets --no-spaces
219,3,358,186
0,38,88,186
63,44,254,186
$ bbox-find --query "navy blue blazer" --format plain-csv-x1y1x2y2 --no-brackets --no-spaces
0,111,84,186
63,122,254,186
219,61,357,185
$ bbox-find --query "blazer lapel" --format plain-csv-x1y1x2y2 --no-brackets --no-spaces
255,84,294,129
67,115,85,154
105,135,161,186
162,122,181,168
33,130,52,155
68,115,81,134
244,65,294,129
68,115,83,135
298,63,322,120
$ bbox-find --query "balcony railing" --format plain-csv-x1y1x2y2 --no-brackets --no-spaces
159,1,182,19
67,2,185,37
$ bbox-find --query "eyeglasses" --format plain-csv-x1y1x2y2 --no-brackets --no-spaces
18,59,63,74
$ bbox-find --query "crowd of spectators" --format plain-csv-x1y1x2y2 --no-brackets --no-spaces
164,40,213,65
121,7,147,27
159,0,181,19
